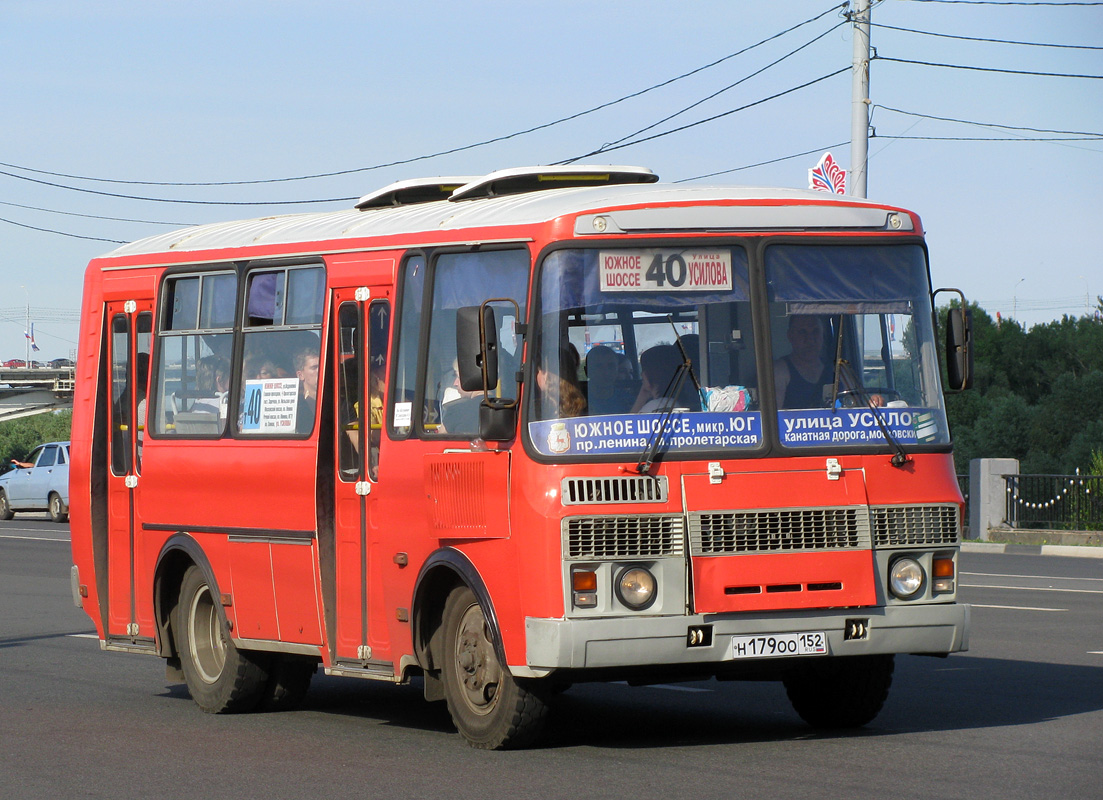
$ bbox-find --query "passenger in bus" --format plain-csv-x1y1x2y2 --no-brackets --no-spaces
536,346,587,419
438,357,485,434
631,344,702,414
244,353,280,381
192,355,230,418
584,345,632,415
294,347,320,434
135,352,149,456
774,315,830,409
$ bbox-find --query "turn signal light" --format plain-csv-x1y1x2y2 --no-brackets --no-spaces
933,556,955,593
572,570,597,592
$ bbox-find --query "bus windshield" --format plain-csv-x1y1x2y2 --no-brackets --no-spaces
766,243,949,450
528,246,762,458
528,242,949,459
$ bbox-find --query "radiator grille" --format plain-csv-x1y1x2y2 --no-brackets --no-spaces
689,507,871,555
561,476,668,506
565,515,684,559
870,504,960,547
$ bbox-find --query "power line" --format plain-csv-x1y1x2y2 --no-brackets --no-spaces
878,134,1103,142
876,56,1103,80
676,142,850,182
0,200,195,227
901,1,1103,6
873,104,1103,137
0,214,125,243
0,3,849,190
869,21,1103,50
559,68,850,163
586,17,849,158
0,167,352,206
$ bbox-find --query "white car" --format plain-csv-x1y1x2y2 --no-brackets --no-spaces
0,441,70,522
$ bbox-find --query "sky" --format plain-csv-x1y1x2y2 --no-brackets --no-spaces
1,0,1101,362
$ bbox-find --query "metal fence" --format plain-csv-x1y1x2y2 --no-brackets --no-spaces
1004,473,1103,531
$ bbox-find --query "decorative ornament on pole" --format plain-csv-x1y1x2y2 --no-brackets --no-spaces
809,152,847,195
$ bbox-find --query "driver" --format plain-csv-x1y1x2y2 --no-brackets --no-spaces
774,315,829,409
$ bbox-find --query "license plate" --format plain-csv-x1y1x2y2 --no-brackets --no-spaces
730,632,828,659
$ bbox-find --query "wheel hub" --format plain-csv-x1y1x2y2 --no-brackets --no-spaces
455,604,501,714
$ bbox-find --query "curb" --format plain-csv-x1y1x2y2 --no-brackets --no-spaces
962,541,1103,559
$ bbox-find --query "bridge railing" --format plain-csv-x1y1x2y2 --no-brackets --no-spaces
1004,473,1103,532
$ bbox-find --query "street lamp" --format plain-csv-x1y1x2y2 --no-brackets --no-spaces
1012,278,1025,322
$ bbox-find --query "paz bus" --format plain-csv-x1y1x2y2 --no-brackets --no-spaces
69,165,973,749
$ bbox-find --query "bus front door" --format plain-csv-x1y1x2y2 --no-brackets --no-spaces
103,300,154,643
328,287,391,669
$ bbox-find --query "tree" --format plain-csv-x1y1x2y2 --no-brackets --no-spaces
942,302,1103,475
0,412,73,472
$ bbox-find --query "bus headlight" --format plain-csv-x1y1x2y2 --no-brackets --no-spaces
615,566,656,610
889,557,925,599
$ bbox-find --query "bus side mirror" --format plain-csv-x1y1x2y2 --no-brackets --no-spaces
456,305,499,393
944,302,973,391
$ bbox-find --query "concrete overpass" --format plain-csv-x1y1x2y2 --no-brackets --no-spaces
0,368,75,422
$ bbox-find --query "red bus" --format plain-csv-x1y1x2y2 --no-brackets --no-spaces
69,166,973,749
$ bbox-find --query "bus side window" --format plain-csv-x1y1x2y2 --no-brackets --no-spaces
367,300,390,480
390,255,425,439
422,249,529,438
153,272,236,437
237,265,325,437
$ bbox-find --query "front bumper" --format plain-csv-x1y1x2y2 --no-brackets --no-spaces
525,602,969,672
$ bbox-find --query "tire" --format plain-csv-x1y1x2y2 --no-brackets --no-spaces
48,492,68,523
175,565,271,713
440,585,549,750
783,654,894,729
259,656,316,712
0,490,13,521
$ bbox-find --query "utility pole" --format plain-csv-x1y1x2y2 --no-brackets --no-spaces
850,0,872,199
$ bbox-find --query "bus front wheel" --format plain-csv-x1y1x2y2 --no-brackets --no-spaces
176,564,270,713
440,585,549,749
783,654,894,729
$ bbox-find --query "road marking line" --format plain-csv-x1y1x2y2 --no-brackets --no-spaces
961,583,1103,595
1089,651,1103,655
67,633,99,639
971,604,1066,612
963,571,1103,583
0,533,70,543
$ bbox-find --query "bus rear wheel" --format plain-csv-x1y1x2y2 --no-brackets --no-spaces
176,565,270,713
783,654,894,729
440,585,549,750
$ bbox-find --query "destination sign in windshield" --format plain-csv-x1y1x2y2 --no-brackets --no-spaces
599,250,733,292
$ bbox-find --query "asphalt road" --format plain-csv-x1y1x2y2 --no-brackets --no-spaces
2,517,1101,800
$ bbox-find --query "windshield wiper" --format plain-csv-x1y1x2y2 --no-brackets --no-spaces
669,316,706,407
828,317,909,467
634,318,704,475
635,361,692,475
835,358,911,468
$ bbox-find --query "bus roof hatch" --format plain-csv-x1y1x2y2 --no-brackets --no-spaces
355,176,480,210
448,165,658,202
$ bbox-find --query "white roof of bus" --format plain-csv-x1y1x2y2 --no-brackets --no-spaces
99,183,905,260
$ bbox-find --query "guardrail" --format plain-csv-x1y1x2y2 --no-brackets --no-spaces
1004,473,1103,532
